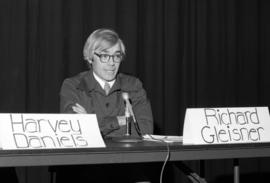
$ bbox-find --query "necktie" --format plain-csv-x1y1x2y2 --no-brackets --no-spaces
104,82,110,95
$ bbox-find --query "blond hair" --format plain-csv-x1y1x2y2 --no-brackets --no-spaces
83,28,125,62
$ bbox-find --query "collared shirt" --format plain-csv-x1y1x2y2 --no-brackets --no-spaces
59,69,153,137
92,71,115,90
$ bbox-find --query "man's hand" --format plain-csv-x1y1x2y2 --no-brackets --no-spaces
72,103,87,114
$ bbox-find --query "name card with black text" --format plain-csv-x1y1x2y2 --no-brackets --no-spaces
0,113,106,150
183,107,270,145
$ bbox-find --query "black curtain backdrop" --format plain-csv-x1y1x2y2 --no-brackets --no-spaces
1,0,270,183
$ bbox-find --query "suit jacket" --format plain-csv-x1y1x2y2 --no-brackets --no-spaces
60,70,153,137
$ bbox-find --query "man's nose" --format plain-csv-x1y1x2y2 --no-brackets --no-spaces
107,56,115,65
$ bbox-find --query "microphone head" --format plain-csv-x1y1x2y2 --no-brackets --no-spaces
122,92,129,101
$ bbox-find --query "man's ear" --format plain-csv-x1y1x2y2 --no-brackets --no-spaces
85,58,93,68
87,58,93,64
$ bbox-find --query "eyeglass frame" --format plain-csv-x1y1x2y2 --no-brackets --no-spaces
94,52,124,63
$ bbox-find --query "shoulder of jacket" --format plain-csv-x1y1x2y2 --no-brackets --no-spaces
63,71,88,86
118,73,143,92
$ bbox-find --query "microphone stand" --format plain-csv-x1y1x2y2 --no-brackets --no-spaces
125,105,132,136
112,101,142,143
113,121,142,143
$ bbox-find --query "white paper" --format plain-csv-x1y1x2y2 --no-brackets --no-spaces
183,107,270,145
0,113,106,150
143,134,183,143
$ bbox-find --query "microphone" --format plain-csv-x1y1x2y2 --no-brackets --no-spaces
122,92,133,118
123,92,131,136
122,92,142,137
112,92,142,143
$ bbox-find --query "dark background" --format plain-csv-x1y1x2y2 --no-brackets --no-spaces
1,0,270,182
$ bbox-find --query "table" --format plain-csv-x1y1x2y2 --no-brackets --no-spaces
1,140,270,167
1,140,270,183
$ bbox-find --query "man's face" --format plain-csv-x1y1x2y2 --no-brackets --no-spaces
91,43,122,82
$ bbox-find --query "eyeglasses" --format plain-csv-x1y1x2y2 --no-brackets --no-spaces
94,52,123,63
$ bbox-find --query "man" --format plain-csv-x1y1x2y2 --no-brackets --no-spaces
56,28,156,183
60,28,153,138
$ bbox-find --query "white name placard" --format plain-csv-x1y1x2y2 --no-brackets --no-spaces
183,107,270,145
0,113,106,149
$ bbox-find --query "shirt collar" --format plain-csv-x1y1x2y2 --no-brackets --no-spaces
77,70,121,94
92,71,115,89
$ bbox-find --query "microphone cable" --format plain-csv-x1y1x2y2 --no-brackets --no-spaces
148,135,171,183
127,104,142,137
146,135,206,183
134,120,142,137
